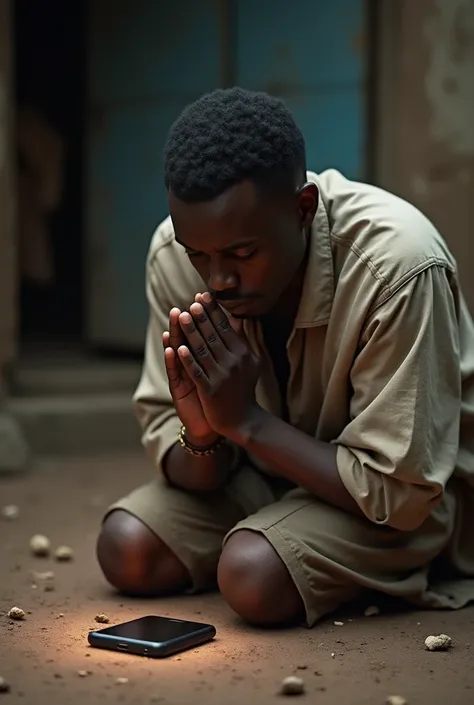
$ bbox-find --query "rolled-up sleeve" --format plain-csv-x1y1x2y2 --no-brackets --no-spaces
335,265,461,531
132,255,181,472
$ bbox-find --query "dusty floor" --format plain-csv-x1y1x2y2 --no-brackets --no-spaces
1,453,474,705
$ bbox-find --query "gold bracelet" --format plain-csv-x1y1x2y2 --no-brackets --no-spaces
178,425,226,456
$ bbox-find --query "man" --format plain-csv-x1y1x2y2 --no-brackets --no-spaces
97,87,474,628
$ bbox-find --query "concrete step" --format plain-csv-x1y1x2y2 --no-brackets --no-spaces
8,392,142,457
9,353,144,456
13,356,142,397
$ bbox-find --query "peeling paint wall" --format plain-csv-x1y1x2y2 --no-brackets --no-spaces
424,0,474,155
377,0,474,311
0,0,17,385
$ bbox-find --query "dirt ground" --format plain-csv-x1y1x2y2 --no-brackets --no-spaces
1,453,474,705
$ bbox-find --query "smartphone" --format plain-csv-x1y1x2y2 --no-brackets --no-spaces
88,615,216,658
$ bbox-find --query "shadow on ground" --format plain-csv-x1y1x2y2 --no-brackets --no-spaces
1,453,474,704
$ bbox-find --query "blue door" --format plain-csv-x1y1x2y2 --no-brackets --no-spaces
86,1,366,349
85,1,224,348
235,0,366,179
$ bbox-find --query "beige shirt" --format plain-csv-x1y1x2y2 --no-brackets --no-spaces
134,169,474,535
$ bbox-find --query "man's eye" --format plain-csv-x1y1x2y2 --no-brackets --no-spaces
232,249,256,260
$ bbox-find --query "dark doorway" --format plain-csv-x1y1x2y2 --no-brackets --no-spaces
14,0,86,348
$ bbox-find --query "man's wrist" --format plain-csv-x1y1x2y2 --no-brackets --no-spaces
183,428,222,449
226,404,268,447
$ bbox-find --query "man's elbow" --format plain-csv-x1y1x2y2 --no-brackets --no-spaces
363,483,444,532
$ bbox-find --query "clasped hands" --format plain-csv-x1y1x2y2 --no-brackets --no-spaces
163,292,260,445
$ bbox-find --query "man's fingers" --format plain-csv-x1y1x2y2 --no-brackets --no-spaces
169,307,185,350
189,302,227,362
179,311,219,374
200,292,245,354
178,346,211,390
164,346,182,388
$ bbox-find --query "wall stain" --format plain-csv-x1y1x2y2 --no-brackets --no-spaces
424,0,474,155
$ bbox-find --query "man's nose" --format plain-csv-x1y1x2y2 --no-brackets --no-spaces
208,260,238,292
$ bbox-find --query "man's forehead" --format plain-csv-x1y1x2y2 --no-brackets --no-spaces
169,180,261,222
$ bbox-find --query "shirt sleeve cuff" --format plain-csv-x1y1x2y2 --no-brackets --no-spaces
141,414,182,473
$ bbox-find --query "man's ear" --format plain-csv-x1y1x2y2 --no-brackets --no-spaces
297,182,319,228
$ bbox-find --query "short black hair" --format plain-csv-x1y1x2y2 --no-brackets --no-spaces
164,87,306,202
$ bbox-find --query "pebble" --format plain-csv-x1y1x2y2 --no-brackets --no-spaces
32,570,55,581
54,545,74,561
77,670,88,678
424,634,452,651
334,621,344,626
95,613,110,624
281,676,305,695
1,504,19,520
364,605,380,617
29,534,51,557
7,606,25,620
115,677,129,685
386,697,407,705
0,677,10,693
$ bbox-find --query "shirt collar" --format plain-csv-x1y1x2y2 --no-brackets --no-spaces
294,172,334,328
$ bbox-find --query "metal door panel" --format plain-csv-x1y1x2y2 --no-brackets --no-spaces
86,0,223,348
236,0,366,178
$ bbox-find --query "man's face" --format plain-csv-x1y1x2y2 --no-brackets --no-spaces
168,179,318,318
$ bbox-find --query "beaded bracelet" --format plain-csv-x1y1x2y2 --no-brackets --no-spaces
178,425,226,456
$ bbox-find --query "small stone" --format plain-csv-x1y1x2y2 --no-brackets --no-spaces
0,677,10,693
95,613,110,624
32,570,55,581
54,545,74,562
424,634,452,651
281,676,305,695
7,606,25,620
29,534,51,557
57,613,64,618
115,677,129,685
386,697,408,705
331,652,335,658
334,621,344,626
364,605,380,617
296,665,307,670
77,670,88,678
1,504,19,520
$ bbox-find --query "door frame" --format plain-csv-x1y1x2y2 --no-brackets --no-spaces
0,0,18,391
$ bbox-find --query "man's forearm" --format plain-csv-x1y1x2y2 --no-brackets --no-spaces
163,436,236,492
231,407,364,517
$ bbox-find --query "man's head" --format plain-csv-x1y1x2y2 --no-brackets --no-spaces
164,87,318,318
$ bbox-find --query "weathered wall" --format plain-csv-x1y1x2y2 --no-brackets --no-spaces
376,0,474,311
0,0,17,388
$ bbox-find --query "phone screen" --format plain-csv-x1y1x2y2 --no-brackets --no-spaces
99,616,209,642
